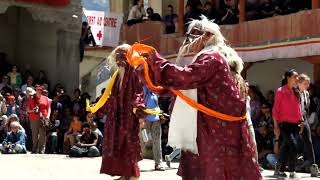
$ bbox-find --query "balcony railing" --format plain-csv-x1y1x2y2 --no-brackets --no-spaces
120,9,320,57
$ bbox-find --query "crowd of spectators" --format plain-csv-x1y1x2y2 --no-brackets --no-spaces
0,52,173,159
0,53,102,157
126,0,312,34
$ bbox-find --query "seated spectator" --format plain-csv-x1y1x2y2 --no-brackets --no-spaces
69,122,100,157
203,1,219,20
259,102,273,129
249,85,264,127
146,7,162,21
63,115,82,153
7,65,22,89
184,1,203,26
6,114,25,133
0,115,8,142
312,125,320,164
220,0,239,24
266,90,275,106
47,111,61,154
183,4,192,32
0,94,7,116
266,132,281,169
72,88,82,115
0,121,26,154
35,70,49,90
0,75,12,94
21,75,34,94
91,122,103,152
127,0,146,26
163,5,178,34
0,52,11,78
51,91,63,114
259,0,276,19
5,95,19,117
256,121,275,169
13,88,23,107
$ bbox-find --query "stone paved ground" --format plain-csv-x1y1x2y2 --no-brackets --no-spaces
0,154,318,180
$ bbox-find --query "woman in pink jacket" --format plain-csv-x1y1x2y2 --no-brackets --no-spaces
273,69,303,178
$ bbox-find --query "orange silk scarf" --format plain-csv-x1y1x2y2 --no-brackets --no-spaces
127,43,247,122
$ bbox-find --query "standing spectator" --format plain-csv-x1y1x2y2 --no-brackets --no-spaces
21,75,34,94
7,65,22,89
0,75,12,94
19,87,34,151
69,122,100,157
163,5,178,34
296,74,319,177
141,86,164,171
5,95,19,117
273,69,303,178
27,85,50,154
146,7,162,21
127,0,146,26
0,121,26,154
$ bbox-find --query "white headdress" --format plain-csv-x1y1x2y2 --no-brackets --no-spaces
107,44,131,68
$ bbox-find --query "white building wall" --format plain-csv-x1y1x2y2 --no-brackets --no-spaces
247,58,314,94
16,8,58,88
0,6,80,93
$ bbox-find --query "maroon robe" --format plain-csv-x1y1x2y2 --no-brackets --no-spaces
100,67,145,177
146,51,262,180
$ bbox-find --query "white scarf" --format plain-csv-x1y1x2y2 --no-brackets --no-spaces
168,46,215,154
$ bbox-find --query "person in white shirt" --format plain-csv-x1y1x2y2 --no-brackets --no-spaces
127,0,146,26
21,75,34,94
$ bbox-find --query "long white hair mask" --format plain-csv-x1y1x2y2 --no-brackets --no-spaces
107,44,131,68
187,15,226,47
218,46,244,74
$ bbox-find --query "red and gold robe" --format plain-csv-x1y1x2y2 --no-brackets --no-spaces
100,67,145,177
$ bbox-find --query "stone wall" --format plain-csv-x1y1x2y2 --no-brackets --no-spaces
0,0,82,94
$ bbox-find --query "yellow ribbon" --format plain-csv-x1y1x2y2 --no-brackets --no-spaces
133,107,161,115
86,69,119,113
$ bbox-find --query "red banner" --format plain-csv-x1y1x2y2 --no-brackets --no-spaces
16,0,70,6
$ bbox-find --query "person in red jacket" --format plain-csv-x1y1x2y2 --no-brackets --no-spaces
27,85,50,154
273,69,303,178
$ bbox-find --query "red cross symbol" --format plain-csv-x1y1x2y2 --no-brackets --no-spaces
97,31,103,40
